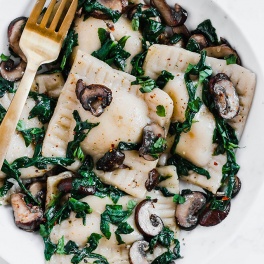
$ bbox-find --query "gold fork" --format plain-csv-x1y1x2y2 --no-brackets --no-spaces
0,0,78,169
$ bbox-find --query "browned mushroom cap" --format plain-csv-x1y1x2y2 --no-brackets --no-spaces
139,123,166,161
209,73,240,120
129,240,149,264
96,149,126,172
171,24,190,38
150,0,187,27
90,0,128,20
175,191,207,231
57,177,96,195
76,79,113,117
203,44,241,65
189,34,208,50
8,17,27,62
0,59,26,82
135,199,164,237
199,201,231,227
145,168,160,192
10,193,43,232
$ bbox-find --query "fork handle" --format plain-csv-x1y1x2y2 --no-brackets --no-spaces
0,62,39,169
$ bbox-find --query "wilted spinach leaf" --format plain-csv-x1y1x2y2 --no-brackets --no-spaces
29,92,57,124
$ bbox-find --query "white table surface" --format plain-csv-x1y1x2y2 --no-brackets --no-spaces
209,0,264,262
0,0,264,263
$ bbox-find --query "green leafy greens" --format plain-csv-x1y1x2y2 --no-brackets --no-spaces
78,0,121,23
169,51,212,155
29,92,57,124
60,27,78,70
100,200,136,243
66,110,99,161
92,28,131,71
76,155,126,204
149,227,181,263
195,19,218,45
202,78,240,208
40,195,93,261
167,154,210,179
0,77,15,98
156,70,174,89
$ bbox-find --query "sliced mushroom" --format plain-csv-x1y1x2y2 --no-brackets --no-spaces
8,17,27,62
28,182,46,207
199,201,231,227
231,176,241,198
135,199,163,237
10,193,43,232
171,24,190,38
57,177,96,195
139,123,166,161
209,73,240,120
203,44,241,65
129,240,149,264
150,0,187,27
145,168,160,191
175,191,207,230
90,0,128,20
217,175,241,199
76,79,113,117
96,149,126,172
188,34,208,50
0,59,26,82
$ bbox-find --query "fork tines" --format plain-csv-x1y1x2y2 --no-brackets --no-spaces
27,0,77,36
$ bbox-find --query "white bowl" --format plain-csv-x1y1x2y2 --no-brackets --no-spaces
0,0,263,263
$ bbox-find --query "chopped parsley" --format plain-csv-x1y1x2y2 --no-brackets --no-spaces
173,194,186,204
156,105,166,117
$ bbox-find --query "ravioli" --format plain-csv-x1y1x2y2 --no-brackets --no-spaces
0,93,45,179
47,166,179,264
72,16,143,73
42,49,173,198
143,44,256,193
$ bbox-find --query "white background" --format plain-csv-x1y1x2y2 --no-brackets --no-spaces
0,0,264,263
